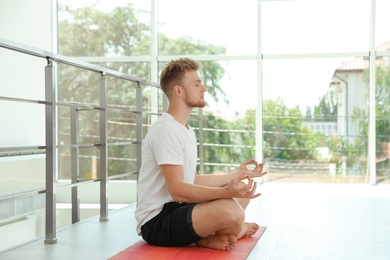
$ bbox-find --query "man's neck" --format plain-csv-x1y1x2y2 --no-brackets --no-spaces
167,106,192,128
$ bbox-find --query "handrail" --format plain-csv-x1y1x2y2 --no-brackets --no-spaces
0,37,159,88
0,37,161,246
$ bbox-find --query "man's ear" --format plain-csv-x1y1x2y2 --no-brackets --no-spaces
173,85,182,96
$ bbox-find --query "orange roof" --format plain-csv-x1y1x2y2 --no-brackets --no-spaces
336,41,390,72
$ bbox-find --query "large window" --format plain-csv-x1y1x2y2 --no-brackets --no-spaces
56,0,390,184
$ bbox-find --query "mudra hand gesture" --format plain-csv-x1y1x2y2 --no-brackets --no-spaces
238,159,267,179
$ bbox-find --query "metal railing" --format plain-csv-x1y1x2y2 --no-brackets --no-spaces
0,37,160,244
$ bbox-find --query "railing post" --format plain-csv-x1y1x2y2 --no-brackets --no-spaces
44,59,57,244
136,82,143,173
99,73,109,222
71,105,80,223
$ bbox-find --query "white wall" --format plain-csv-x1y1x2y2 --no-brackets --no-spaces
0,1,56,251
0,0,56,147
0,1,138,252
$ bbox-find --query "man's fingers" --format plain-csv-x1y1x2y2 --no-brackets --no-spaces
231,174,262,199
252,193,261,199
243,177,256,193
244,181,261,199
236,174,251,182
240,159,259,170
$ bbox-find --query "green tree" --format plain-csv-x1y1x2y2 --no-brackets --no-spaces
262,97,319,160
57,4,227,178
313,94,337,122
352,65,390,175
159,36,227,103
231,110,257,163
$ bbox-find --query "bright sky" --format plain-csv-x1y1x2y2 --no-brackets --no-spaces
59,0,390,115
158,0,390,115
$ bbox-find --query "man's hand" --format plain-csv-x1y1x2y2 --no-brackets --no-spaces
238,159,267,179
224,175,260,199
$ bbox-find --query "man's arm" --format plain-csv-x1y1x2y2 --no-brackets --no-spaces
194,159,267,187
160,164,259,203
194,172,237,187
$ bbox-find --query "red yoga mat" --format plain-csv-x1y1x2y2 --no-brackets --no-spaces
109,226,266,260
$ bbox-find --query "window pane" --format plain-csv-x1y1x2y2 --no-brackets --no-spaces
58,0,151,57
262,57,370,182
205,60,258,116
261,0,370,54
263,58,344,111
158,0,257,55
376,0,390,47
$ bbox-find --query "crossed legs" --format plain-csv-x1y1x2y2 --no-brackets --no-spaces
192,198,259,251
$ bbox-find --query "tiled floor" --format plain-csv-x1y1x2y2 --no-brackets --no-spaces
1,183,390,260
247,183,390,260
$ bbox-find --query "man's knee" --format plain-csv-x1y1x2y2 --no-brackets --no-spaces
218,199,245,224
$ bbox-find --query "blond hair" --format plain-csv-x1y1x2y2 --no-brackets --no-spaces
160,58,201,98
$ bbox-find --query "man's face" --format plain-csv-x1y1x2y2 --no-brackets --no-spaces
180,70,207,108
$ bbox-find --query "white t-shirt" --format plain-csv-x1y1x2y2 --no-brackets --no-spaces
134,113,197,235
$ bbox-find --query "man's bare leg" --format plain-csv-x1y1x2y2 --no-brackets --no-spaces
192,199,244,250
235,198,250,210
235,197,260,238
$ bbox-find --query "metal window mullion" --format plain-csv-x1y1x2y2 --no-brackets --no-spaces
136,84,143,173
368,0,377,185
71,106,80,223
256,0,264,182
44,61,57,244
150,0,159,123
99,74,109,222
135,82,143,205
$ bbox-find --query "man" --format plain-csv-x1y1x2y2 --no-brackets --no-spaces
135,58,267,251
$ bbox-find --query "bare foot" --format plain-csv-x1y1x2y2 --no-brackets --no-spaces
237,222,260,239
195,234,237,251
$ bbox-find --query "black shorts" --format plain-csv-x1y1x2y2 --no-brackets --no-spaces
140,201,203,247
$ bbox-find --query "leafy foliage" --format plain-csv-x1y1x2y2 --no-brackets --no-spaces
57,4,227,178
57,3,373,179
351,65,390,175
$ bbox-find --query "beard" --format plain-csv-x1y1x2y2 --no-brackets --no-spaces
185,97,206,108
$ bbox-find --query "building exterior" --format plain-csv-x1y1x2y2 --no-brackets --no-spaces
331,41,390,140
